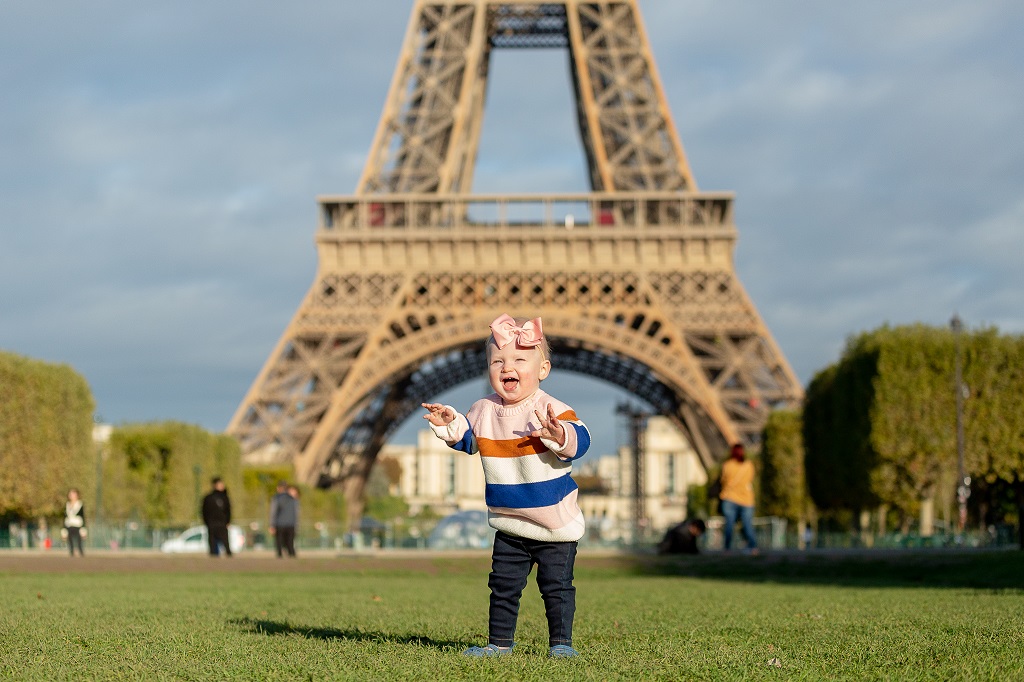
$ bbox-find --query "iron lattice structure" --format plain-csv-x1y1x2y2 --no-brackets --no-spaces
228,0,803,521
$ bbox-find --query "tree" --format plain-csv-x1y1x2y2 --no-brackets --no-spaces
363,456,407,522
0,351,95,520
240,465,293,523
102,422,241,527
293,485,347,530
803,365,843,511
803,324,1024,540
966,333,1024,546
759,409,808,523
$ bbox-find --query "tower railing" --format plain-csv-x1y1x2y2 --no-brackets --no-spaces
318,191,735,233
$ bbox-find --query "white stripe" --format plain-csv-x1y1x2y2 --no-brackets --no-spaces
480,452,572,485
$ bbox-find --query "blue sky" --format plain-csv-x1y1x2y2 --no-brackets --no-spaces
2,1,1022,456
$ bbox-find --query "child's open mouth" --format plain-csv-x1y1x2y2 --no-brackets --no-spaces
502,377,519,391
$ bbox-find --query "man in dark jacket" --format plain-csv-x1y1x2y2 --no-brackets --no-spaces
269,481,298,558
201,477,232,557
657,518,707,555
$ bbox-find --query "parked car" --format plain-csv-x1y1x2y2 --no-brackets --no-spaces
160,525,245,554
428,510,494,549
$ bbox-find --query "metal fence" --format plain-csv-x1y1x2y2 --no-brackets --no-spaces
3,516,1018,553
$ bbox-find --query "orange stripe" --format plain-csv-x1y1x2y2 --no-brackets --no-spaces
477,436,546,458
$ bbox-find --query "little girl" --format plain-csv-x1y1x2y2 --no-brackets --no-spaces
423,313,591,658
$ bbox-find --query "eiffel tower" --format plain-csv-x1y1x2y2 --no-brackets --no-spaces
228,0,803,522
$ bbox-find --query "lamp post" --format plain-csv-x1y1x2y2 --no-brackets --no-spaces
193,465,202,523
950,313,969,533
616,402,649,546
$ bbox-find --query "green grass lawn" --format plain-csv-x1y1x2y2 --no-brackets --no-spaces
1,550,1022,681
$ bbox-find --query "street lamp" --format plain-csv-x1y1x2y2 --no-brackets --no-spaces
950,313,970,533
193,465,202,522
616,402,650,546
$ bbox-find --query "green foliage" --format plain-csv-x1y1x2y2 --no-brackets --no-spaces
759,409,808,521
967,333,1024,482
869,326,956,509
294,485,347,528
412,505,442,522
685,483,708,519
239,465,293,522
804,324,1024,529
803,365,842,510
0,351,95,518
365,495,410,522
102,422,241,527
361,456,407,522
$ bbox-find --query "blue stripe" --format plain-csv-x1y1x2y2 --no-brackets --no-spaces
562,422,590,461
447,428,475,454
486,475,578,509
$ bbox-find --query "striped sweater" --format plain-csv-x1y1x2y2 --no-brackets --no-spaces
429,389,591,542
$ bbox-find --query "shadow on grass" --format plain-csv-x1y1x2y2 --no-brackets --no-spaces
624,548,1024,591
230,617,471,650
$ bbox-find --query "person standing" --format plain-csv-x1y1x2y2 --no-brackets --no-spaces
63,488,86,557
719,443,758,553
269,481,298,558
201,477,232,557
423,313,591,658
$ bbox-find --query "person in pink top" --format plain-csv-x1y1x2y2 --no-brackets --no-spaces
422,313,591,659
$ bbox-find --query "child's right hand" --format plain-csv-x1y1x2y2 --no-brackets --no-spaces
422,403,455,426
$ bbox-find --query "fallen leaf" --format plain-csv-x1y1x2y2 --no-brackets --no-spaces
372,595,383,602
768,658,782,668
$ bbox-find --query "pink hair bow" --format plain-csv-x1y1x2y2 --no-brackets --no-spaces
489,313,543,349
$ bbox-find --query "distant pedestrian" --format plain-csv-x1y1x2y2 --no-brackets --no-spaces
269,481,298,558
802,524,814,550
201,477,232,557
62,488,86,557
657,518,707,555
720,443,758,553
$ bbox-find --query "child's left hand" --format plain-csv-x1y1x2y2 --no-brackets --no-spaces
532,403,565,447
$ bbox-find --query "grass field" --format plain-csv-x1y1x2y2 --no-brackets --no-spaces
1,549,1022,681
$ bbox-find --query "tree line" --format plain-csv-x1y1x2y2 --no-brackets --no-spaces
758,324,1024,546
8,322,1023,547
0,350,350,533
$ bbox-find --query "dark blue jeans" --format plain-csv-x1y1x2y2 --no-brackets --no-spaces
488,531,577,648
720,499,757,550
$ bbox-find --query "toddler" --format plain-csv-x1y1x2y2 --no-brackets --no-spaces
422,313,591,658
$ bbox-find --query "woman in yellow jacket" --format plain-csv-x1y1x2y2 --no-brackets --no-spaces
719,443,757,552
